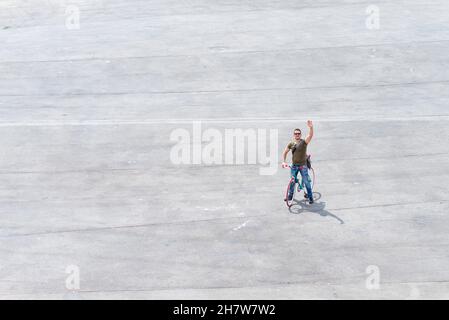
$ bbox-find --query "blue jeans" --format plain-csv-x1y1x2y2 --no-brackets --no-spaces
289,165,313,201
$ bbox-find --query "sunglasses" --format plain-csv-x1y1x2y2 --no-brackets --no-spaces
294,132,301,135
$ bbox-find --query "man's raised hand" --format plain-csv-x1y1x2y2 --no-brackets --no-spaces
305,120,314,144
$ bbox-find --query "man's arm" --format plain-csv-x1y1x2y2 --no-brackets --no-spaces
281,144,290,167
305,120,314,144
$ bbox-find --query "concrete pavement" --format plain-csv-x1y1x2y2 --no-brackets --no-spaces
0,0,449,299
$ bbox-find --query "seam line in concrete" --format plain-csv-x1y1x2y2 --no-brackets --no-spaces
1,199,447,238
2,39,449,65
1,115,449,127
2,80,449,98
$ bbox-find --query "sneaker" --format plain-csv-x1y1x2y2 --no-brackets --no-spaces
309,198,314,205
304,193,308,199
287,193,293,201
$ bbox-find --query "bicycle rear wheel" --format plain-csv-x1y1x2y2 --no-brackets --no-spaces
310,167,315,189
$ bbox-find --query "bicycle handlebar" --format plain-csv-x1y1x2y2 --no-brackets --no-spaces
283,155,312,169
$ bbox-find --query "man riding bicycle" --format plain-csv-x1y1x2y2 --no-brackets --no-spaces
281,120,314,204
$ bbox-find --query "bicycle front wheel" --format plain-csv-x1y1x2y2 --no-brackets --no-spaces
285,177,296,208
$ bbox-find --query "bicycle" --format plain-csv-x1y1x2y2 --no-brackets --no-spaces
283,157,316,208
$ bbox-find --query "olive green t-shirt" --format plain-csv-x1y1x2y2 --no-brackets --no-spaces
288,139,308,165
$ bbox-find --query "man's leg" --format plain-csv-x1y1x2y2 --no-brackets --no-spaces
289,166,299,198
299,166,313,202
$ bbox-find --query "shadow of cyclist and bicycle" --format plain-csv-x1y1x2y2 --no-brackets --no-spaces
288,192,345,224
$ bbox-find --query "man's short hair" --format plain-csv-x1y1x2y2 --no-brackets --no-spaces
294,128,302,133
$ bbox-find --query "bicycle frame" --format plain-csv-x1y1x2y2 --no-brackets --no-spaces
284,163,315,208
287,164,313,188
